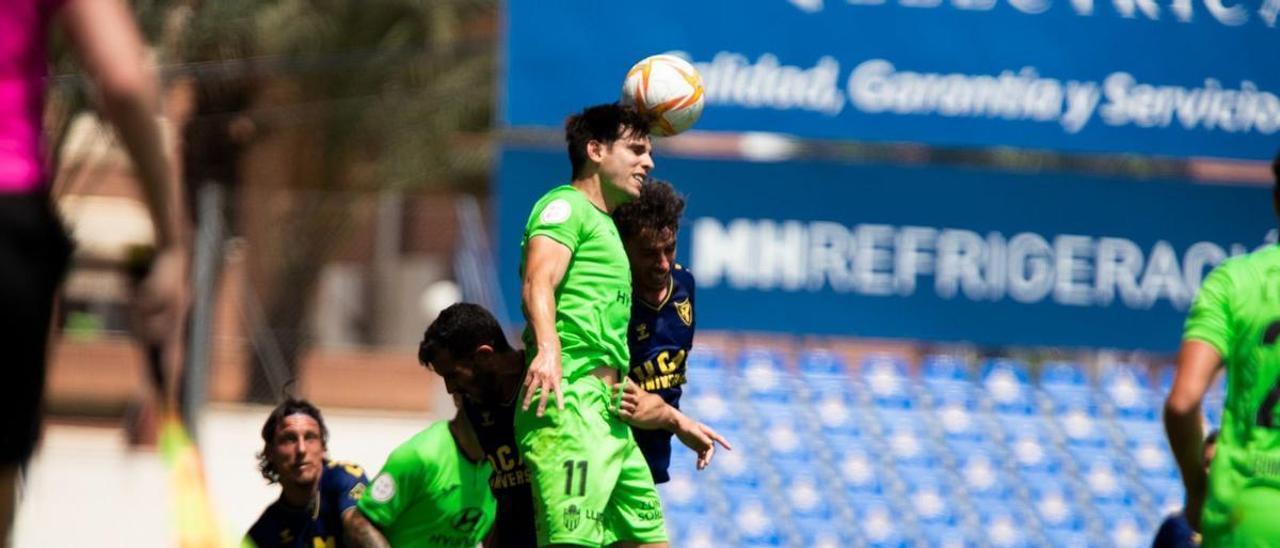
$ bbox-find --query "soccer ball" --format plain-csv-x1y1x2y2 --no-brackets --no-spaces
621,54,705,137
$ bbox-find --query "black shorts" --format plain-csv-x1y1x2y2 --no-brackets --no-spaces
0,192,72,465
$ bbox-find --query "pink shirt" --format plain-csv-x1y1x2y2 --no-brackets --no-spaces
0,0,67,193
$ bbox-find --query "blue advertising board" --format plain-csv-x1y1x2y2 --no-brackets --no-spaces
495,147,1274,350
504,1,1280,160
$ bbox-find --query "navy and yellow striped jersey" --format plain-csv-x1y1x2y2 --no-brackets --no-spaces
627,265,696,484
246,460,368,548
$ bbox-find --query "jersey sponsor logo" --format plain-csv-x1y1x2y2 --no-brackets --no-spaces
540,199,571,224
631,349,689,391
369,473,396,502
674,298,693,326
563,504,582,532
452,507,485,533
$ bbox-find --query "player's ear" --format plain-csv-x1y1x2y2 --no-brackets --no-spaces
586,139,606,163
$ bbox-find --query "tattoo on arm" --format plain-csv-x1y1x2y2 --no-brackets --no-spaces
343,508,391,548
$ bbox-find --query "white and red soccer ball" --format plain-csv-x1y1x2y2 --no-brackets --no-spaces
621,54,705,137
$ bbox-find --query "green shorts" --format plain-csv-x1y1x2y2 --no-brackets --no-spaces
1203,484,1280,547
514,374,667,546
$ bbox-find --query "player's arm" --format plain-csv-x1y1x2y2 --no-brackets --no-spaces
618,382,731,469
1165,265,1230,531
521,235,571,416
59,0,189,327
343,509,391,548
1164,340,1219,531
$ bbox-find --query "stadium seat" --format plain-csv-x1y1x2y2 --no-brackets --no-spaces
709,439,769,489
811,391,866,440
921,354,974,394
736,347,797,404
1026,480,1086,535
849,497,911,548
780,471,835,519
1095,504,1151,548
877,408,939,467
1078,457,1134,505
975,506,1035,548
861,354,914,409
958,452,1011,501
684,346,729,393
1128,436,1178,480
756,405,812,463
791,516,857,548
665,517,724,548
1054,404,1109,448
837,447,886,495
1143,476,1185,514
980,359,1036,415
1005,430,1063,474
1099,363,1158,420
896,465,960,526
658,469,714,515
931,390,986,442
719,486,787,547
686,390,741,431
798,349,858,400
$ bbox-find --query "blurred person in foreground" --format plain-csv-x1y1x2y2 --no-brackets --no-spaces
246,398,368,548
1153,429,1218,548
0,0,188,544
613,179,730,486
394,302,725,547
1164,151,1280,545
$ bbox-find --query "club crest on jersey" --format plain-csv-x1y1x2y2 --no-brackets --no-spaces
563,505,581,531
452,508,484,533
675,299,693,326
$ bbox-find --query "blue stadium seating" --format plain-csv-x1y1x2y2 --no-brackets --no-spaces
662,347,1194,547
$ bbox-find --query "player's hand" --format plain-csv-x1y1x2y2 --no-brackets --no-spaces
617,381,669,429
522,346,563,417
675,419,732,471
132,245,189,346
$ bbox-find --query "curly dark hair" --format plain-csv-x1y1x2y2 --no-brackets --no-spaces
612,179,686,242
565,103,653,179
256,398,328,483
419,302,513,368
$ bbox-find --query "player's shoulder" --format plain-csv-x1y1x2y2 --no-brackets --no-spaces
246,502,283,544
1208,245,1279,286
322,459,368,486
529,185,590,227
672,265,695,289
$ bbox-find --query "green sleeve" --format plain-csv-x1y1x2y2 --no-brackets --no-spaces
357,441,427,528
526,193,584,252
1184,263,1233,358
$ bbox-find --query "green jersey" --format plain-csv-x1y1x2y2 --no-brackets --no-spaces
1184,244,1280,540
520,185,632,380
357,422,496,548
